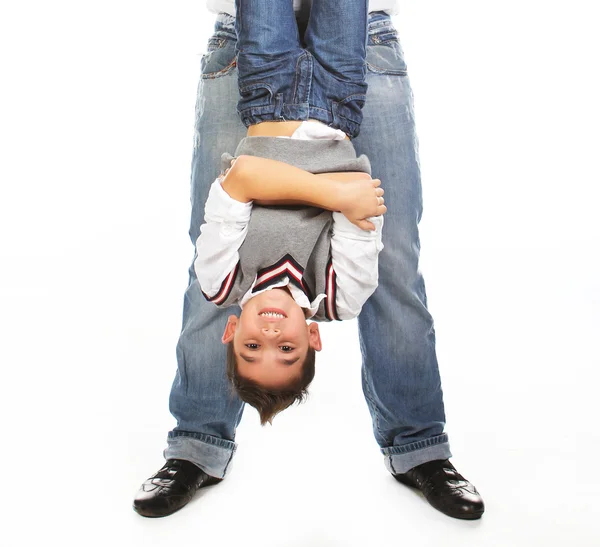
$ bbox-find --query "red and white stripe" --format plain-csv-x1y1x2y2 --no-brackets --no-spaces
325,262,338,321
255,259,303,288
207,263,239,305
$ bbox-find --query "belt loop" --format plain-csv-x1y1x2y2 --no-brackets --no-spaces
274,94,284,119
331,101,339,130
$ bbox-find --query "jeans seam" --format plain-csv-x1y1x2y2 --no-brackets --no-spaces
361,367,385,443
222,446,236,475
293,51,312,105
388,456,397,474
338,92,367,103
178,342,189,397
201,58,237,80
365,61,407,76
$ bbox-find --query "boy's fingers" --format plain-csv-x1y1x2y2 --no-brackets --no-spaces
357,219,376,231
371,179,381,187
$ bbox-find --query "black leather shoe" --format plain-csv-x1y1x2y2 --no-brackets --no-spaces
133,459,222,518
393,459,484,520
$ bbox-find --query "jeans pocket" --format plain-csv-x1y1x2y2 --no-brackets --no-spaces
366,29,408,76
238,82,274,108
336,93,367,122
201,39,237,79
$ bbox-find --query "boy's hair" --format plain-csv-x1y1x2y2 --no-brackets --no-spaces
226,342,316,425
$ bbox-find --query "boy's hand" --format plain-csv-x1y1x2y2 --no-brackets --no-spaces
338,178,386,231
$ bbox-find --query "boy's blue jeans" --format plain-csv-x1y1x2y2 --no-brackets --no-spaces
165,12,452,478
235,0,368,138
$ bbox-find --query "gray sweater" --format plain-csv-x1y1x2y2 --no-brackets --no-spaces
206,136,371,321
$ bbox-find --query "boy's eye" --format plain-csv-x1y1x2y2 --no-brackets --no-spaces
279,346,294,352
245,343,260,350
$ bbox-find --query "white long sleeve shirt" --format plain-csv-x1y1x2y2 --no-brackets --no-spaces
194,122,384,320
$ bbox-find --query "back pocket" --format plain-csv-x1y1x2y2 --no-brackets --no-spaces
201,39,237,79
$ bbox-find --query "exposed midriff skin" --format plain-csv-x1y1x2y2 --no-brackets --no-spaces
247,120,350,140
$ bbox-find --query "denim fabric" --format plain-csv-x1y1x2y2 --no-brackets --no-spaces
234,0,368,138
165,11,451,478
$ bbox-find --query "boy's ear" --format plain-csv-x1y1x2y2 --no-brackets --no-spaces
307,322,322,352
222,315,238,344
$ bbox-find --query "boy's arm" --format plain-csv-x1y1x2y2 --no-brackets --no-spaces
314,171,373,183
194,179,252,298
221,155,343,208
330,212,384,320
221,155,385,230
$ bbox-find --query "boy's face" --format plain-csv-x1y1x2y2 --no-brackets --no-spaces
221,288,322,389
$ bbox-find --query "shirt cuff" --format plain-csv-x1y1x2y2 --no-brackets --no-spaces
332,212,383,239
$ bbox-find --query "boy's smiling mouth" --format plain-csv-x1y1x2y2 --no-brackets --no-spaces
258,308,287,319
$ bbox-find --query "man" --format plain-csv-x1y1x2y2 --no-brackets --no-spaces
133,1,484,520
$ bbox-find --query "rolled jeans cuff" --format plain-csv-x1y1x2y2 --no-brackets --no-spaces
381,434,452,474
164,431,237,479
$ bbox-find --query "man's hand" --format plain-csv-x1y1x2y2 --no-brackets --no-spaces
338,178,386,231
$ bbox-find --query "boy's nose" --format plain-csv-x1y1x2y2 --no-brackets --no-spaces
261,326,280,337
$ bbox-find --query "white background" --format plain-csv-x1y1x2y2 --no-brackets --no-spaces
1,1,599,546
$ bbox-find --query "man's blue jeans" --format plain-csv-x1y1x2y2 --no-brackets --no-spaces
235,0,368,138
165,12,452,478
